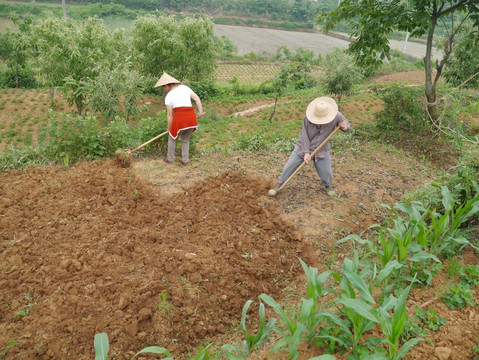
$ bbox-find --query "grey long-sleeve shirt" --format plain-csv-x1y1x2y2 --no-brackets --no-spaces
293,112,350,161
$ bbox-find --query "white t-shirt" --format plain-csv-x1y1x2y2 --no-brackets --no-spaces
164,84,193,108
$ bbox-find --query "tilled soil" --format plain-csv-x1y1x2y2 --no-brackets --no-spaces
0,160,309,359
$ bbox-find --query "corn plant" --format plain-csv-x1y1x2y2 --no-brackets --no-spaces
221,299,276,360
339,282,423,360
401,186,479,257
333,257,380,351
94,333,173,360
258,293,308,360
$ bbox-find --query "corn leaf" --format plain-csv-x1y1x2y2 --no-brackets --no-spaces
94,333,109,360
393,337,423,360
133,346,173,359
338,298,378,323
309,355,337,360
342,268,376,304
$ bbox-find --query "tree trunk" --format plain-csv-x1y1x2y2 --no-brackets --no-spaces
424,15,438,124
268,95,279,122
49,85,55,105
15,69,19,89
62,0,67,21
76,99,83,116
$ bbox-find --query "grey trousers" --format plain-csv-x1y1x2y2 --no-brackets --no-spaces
279,152,333,188
167,128,195,163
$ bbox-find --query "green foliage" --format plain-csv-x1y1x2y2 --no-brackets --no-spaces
0,67,37,89
371,50,424,78
214,35,238,60
275,46,321,66
94,332,173,360
40,113,107,161
79,64,147,121
264,62,316,121
32,17,126,115
413,306,446,331
372,86,428,141
317,0,479,71
443,25,479,89
131,15,217,83
187,80,221,100
442,283,476,309
319,48,363,105
94,333,110,360
233,134,268,152
221,300,276,359
0,145,52,173
0,15,33,89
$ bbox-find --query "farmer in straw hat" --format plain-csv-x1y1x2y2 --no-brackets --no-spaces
155,72,205,165
274,96,350,196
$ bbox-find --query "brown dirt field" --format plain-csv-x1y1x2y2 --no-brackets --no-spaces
1,160,306,359
1,71,478,359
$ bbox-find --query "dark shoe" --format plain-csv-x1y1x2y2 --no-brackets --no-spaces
180,160,188,166
163,158,173,164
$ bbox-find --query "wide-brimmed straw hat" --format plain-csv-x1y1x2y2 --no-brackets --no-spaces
154,72,180,88
306,96,338,124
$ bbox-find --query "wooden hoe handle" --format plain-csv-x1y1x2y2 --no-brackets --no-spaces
129,131,168,154
277,126,340,194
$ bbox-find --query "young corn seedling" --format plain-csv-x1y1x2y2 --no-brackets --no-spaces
221,299,276,360
298,258,351,347
94,333,173,360
259,293,307,360
334,257,379,352
339,282,423,360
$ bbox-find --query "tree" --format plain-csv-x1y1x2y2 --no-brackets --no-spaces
317,0,479,127
443,25,479,89
320,48,363,109
32,17,125,115
131,15,217,84
266,62,315,122
0,15,33,89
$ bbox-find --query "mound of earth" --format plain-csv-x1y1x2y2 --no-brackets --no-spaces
0,160,309,359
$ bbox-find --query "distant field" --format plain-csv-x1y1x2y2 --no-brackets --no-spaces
215,62,322,85
213,24,442,59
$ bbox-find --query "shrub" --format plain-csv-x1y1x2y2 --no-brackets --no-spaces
188,80,221,100
320,48,363,105
373,86,428,141
0,67,37,89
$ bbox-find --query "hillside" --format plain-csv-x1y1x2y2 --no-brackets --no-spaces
1,67,479,360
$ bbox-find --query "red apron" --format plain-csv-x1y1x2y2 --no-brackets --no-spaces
169,107,198,139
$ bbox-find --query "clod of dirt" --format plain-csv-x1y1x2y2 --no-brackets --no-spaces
114,148,132,168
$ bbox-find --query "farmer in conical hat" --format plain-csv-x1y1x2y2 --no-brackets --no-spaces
155,72,205,165
274,96,350,196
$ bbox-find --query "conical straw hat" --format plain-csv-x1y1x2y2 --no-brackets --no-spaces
154,72,180,88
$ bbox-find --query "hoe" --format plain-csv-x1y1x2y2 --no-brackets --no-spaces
268,126,340,197
114,130,168,168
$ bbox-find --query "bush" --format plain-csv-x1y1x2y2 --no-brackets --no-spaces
187,80,221,100
233,133,268,152
0,67,37,89
40,113,107,162
373,86,428,141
